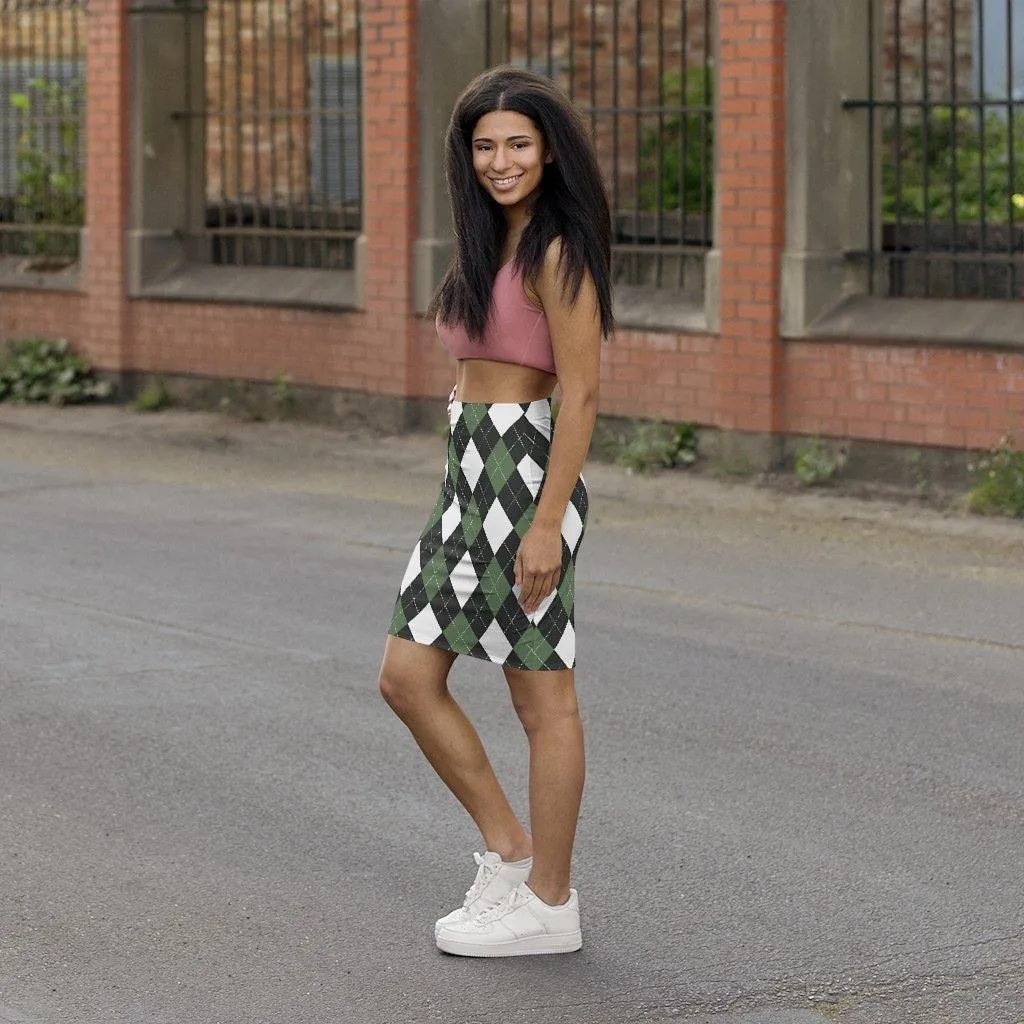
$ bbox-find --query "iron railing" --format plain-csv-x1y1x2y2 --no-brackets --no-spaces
192,0,362,270
0,0,86,268
494,0,714,296
846,0,1024,298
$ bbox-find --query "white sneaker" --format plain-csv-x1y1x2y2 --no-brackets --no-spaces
434,851,532,938
435,882,582,957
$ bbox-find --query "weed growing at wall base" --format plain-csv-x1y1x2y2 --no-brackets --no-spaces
0,338,111,405
794,437,846,487
599,420,699,474
966,436,1024,518
131,379,172,412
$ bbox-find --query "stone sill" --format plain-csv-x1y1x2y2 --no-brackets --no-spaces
134,264,359,311
804,295,1024,351
0,255,82,293
614,285,708,334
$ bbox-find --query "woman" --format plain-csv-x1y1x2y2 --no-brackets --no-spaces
378,65,613,958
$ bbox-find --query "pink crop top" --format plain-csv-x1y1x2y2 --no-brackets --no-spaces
435,263,555,374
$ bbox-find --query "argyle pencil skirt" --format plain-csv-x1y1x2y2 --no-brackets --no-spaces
388,398,588,671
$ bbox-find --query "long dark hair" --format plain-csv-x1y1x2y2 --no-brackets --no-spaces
429,66,614,340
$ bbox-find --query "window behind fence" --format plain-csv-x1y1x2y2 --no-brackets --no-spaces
200,0,361,270
0,0,85,269
495,0,714,297
848,0,1024,298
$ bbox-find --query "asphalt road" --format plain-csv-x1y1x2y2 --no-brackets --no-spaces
1,407,1022,1024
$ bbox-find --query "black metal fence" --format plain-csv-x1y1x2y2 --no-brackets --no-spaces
846,0,1024,299
493,0,714,296
195,0,362,270
0,0,86,268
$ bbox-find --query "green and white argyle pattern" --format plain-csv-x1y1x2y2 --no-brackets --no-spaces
388,399,588,671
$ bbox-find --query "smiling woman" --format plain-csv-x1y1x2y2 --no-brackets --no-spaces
375,66,614,959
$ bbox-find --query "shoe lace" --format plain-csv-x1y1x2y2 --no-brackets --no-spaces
474,885,529,925
462,852,500,908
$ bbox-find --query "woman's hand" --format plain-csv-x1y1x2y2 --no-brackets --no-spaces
514,522,562,615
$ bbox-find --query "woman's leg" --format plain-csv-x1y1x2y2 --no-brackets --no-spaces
503,666,585,906
379,635,532,861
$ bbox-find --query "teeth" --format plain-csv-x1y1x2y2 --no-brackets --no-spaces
492,176,520,186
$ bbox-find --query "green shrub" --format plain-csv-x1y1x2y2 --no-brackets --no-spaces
639,71,1024,227
883,109,1024,224
11,77,84,260
638,66,714,215
966,436,1024,518
0,338,111,405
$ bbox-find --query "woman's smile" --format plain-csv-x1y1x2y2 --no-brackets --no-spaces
489,173,524,190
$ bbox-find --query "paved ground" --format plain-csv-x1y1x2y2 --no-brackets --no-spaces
1,405,1022,1024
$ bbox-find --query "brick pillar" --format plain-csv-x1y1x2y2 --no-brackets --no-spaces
714,0,787,438
353,0,420,401
82,0,130,372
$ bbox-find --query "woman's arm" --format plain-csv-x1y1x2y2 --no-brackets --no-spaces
515,241,602,615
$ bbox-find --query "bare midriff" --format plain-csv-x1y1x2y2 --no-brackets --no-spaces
455,358,557,404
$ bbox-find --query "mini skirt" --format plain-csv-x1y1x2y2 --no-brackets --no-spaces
388,398,588,671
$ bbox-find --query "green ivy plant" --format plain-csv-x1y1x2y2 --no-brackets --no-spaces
0,338,111,405
11,77,84,262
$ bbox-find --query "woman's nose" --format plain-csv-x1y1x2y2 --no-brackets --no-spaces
490,146,513,172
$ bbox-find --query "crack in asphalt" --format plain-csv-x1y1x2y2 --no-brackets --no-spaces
845,930,1024,974
585,578,1024,655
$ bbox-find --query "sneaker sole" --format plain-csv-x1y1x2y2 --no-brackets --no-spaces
435,931,583,957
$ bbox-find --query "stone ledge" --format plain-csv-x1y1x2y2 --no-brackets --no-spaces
0,255,82,294
614,285,708,334
804,294,1024,351
134,264,359,311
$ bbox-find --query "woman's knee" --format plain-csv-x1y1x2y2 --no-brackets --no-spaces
507,673,580,736
378,662,411,714
378,639,452,718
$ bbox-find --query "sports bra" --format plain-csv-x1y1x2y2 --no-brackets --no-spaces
435,262,555,374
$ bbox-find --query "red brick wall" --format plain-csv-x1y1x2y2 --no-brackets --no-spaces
600,329,718,423
0,0,1022,459
0,0,419,405
784,343,1024,450
713,0,786,434
82,0,130,373
129,0,417,397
